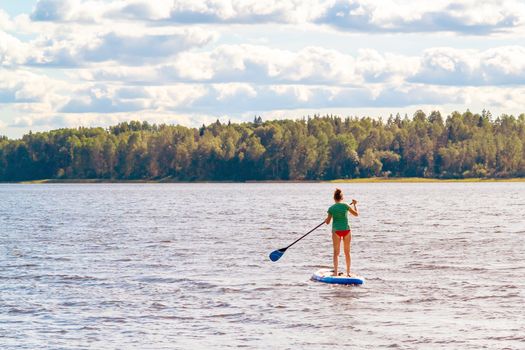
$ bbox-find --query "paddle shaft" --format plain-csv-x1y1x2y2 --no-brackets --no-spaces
284,221,325,250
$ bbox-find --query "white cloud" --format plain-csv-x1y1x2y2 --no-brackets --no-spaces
31,0,73,21
58,83,209,113
76,45,421,88
65,43,525,90
163,0,525,35
481,46,525,84
31,0,177,23
115,1,174,21
355,49,418,83
0,9,12,30
4,40,525,122
213,83,257,101
85,44,359,84
0,69,65,106
30,0,107,23
9,116,36,128
315,0,525,34
0,30,31,66
22,27,215,66
411,47,480,85
158,82,466,113
60,85,149,113
168,0,314,24
2,0,525,138
26,0,525,35
79,30,213,64
146,85,210,111
411,46,525,85
76,65,158,83
5,82,525,135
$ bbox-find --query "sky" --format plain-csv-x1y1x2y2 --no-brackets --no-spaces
1,0,525,138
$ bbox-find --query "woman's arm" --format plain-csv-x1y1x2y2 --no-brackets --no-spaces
325,213,332,224
349,200,359,217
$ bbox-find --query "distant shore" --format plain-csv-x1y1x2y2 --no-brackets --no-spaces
6,177,525,184
330,177,525,183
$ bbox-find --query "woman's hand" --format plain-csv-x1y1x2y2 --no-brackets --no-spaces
349,200,359,216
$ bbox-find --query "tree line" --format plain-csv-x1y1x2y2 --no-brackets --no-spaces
1,110,524,181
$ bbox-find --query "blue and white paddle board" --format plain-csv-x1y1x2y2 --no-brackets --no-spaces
311,268,365,285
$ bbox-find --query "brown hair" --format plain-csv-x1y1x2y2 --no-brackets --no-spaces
334,188,343,201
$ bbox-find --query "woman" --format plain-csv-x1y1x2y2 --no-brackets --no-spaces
325,188,358,277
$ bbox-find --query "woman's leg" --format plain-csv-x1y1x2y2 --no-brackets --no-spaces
343,232,352,276
332,232,341,276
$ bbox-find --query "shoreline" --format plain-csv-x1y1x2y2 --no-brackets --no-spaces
4,177,525,184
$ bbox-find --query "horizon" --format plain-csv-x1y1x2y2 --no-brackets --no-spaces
3,107,523,139
2,1,525,138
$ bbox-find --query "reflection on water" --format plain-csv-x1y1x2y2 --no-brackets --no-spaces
1,183,524,349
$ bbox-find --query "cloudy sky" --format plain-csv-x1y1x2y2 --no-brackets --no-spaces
1,0,525,138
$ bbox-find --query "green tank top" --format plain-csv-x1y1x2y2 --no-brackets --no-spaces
328,202,350,231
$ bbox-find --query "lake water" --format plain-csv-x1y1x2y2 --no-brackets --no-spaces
1,183,524,349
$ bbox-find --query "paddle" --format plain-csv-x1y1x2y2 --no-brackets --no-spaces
269,221,325,262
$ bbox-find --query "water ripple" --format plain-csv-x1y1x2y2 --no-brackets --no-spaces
0,183,524,349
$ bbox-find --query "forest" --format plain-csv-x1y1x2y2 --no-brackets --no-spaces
0,110,524,181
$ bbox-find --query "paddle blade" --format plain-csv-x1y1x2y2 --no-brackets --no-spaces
269,248,287,262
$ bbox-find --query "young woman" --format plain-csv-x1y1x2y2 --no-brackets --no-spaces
325,188,358,276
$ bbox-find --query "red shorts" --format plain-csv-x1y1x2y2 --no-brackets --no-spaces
334,230,351,238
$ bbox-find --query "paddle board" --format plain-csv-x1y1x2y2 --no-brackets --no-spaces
311,268,365,285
